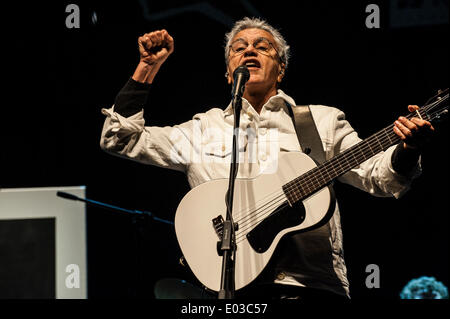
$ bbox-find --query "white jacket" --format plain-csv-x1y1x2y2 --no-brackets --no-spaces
100,89,421,297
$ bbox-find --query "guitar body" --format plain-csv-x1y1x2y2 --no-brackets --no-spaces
175,152,335,292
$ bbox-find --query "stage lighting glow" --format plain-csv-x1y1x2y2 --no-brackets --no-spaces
400,276,448,299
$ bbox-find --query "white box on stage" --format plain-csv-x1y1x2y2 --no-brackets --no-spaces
0,186,87,299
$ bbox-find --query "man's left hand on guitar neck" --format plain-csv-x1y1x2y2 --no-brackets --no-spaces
394,104,435,151
392,104,435,176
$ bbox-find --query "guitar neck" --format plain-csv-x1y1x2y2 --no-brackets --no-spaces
283,109,425,204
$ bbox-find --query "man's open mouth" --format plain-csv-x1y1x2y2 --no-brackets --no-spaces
243,59,261,69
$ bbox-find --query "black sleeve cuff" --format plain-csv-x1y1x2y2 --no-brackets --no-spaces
114,78,151,117
391,143,421,177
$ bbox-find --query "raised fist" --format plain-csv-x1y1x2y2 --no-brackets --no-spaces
138,29,174,66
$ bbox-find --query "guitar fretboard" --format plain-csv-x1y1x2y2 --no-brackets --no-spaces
282,109,424,204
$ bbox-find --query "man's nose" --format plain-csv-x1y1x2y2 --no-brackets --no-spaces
243,44,258,56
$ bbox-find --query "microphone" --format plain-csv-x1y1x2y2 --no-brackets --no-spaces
231,65,250,101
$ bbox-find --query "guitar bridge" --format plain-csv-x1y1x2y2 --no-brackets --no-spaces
212,215,239,240
213,215,239,256
212,215,224,240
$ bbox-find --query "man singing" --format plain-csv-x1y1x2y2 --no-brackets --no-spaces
100,17,434,299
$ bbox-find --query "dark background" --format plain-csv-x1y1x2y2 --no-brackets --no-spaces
1,0,448,299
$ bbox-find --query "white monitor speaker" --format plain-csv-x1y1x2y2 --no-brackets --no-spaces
0,186,87,299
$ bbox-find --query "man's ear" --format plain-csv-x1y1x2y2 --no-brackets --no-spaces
277,63,286,83
226,66,232,84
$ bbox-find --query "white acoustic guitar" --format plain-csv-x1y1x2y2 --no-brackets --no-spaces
175,90,448,292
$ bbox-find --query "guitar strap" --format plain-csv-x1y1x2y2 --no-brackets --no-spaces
287,103,326,164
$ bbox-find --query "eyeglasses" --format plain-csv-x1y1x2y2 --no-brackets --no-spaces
229,37,281,60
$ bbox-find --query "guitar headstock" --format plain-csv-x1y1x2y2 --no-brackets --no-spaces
422,88,449,124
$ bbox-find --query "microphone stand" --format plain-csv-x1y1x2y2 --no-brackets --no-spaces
218,67,248,299
56,191,173,225
56,191,173,298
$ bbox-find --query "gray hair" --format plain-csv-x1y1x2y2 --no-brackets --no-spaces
224,17,291,70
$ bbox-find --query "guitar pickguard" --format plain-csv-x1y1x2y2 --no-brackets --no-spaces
246,201,305,253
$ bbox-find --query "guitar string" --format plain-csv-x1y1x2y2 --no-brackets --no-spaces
234,121,428,236
234,133,394,240
234,97,448,244
237,196,286,242
245,98,444,209
232,128,396,240
279,97,446,203
233,124,398,227
233,104,445,242
232,125,391,222
231,188,287,225
215,190,287,238
233,122,403,235
235,197,288,244
230,100,445,239
233,97,443,223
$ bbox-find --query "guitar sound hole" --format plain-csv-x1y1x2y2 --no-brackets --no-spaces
246,201,305,253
